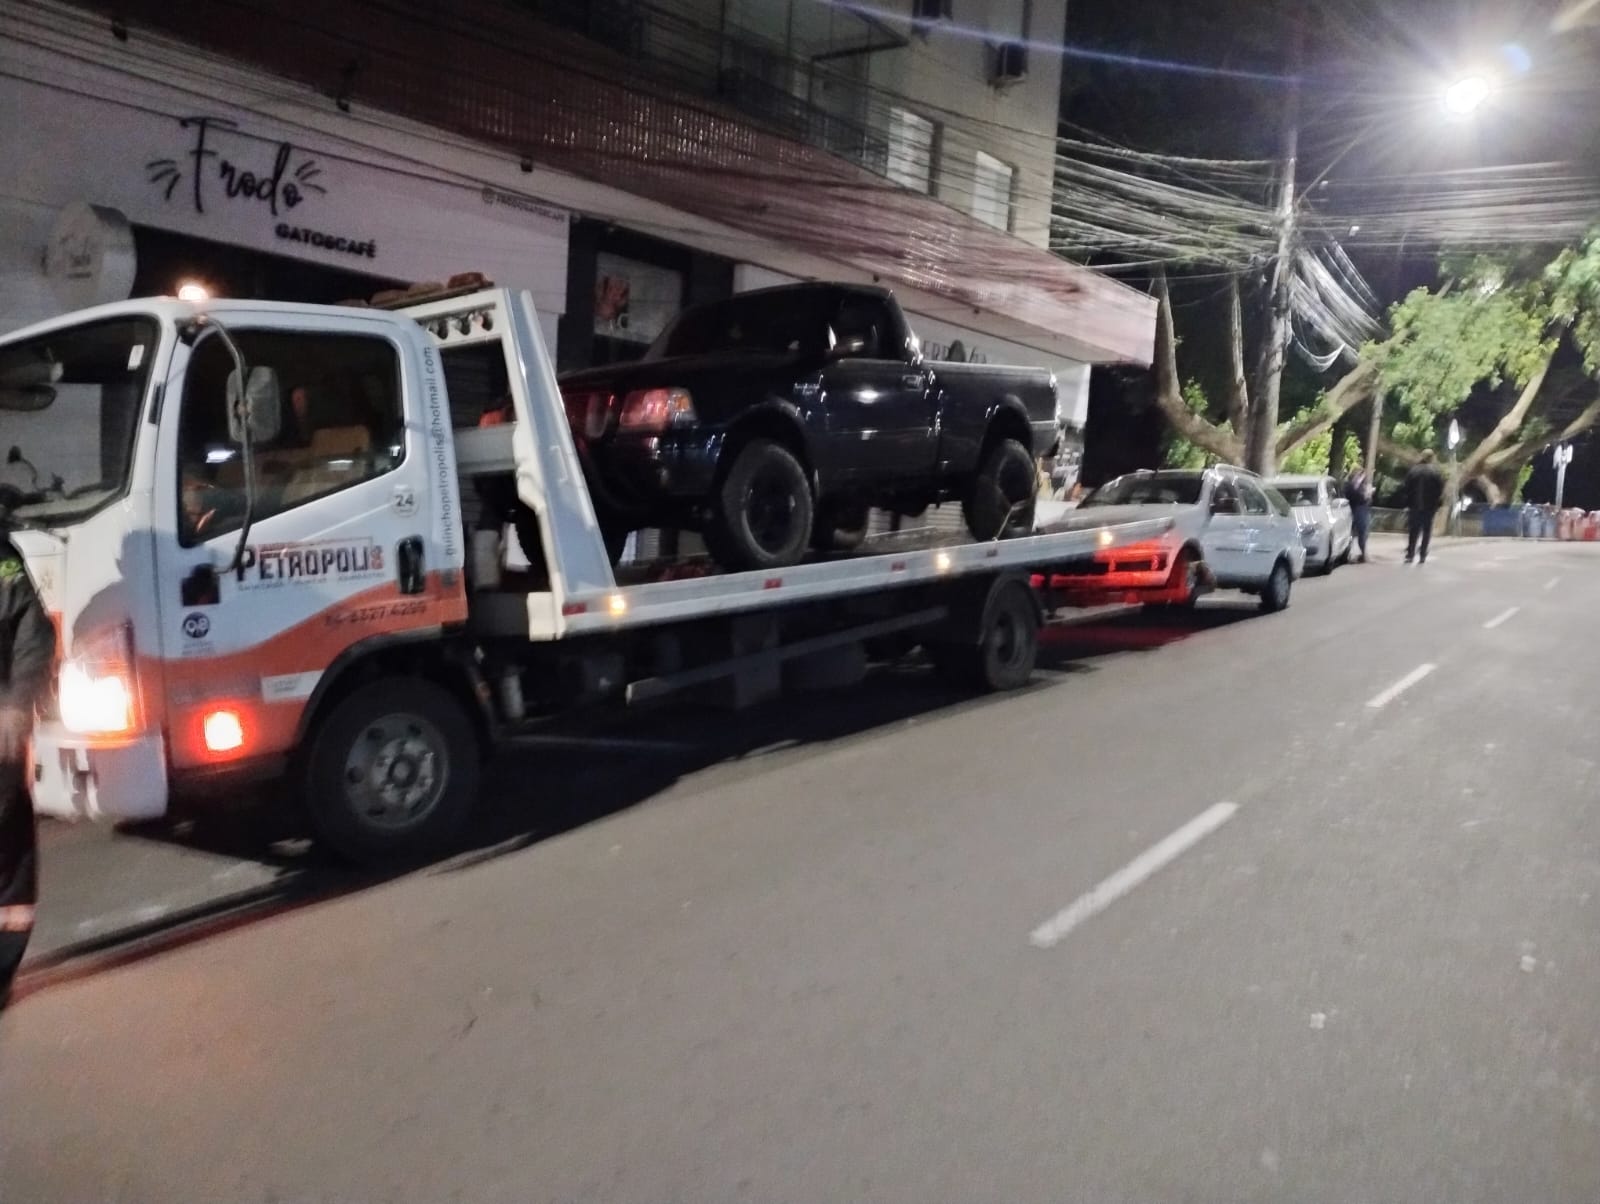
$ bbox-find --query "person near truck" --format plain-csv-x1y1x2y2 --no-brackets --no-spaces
1403,450,1446,564
0,524,56,1003
1344,466,1374,563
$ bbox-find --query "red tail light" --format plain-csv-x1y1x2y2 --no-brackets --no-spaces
619,387,697,432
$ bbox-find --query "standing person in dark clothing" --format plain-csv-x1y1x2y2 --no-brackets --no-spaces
0,527,55,1005
1345,465,1374,563
1403,449,1446,565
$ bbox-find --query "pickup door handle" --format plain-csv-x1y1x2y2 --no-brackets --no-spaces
901,373,925,389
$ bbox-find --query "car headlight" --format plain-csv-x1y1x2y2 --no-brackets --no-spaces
59,623,139,736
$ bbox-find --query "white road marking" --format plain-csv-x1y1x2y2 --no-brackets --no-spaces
1366,663,1437,709
1029,802,1238,950
1483,606,1520,630
1543,576,1561,592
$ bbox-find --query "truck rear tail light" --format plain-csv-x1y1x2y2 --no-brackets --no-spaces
59,624,138,737
0,904,33,933
203,709,246,754
618,388,696,432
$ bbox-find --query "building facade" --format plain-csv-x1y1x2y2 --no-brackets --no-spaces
2,0,1150,443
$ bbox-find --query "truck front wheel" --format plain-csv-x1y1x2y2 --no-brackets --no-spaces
304,678,481,865
963,438,1036,541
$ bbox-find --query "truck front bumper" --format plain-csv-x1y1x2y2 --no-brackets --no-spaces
30,724,169,822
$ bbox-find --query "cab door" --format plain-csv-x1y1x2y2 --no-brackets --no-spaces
818,295,935,484
152,313,455,773
1200,478,1252,582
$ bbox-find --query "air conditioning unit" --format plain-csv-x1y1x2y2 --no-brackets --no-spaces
912,0,953,24
991,39,1028,84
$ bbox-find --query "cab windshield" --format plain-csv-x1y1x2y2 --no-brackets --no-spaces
0,316,156,523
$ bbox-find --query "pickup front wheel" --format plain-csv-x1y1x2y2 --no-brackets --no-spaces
709,439,814,571
964,438,1037,541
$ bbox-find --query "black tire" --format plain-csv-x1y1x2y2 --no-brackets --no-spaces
304,678,481,865
1144,548,1201,612
709,439,813,570
929,579,1039,692
963,438,1037,541
812,502,870,553
1259,558,1293,613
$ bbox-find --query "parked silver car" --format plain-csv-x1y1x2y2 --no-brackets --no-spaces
1267,475,1354,574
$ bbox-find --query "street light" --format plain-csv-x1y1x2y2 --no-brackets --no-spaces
1554,442,1574,510
1444,74,1494,115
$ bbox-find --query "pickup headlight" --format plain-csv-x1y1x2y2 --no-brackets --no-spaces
618,387,697,432
59,623,138,736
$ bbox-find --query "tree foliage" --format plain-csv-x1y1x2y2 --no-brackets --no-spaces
1365,233,1600,495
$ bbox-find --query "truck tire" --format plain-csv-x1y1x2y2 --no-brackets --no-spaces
304,678,481,865
812,502,870,553
963,438,1036,541
1258,558,1293,613
710,439,813,570
928,577,1039,692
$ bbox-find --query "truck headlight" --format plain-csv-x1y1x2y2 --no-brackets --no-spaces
60,624,138,736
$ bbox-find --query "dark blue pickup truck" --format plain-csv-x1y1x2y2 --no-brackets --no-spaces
558,283,1059,570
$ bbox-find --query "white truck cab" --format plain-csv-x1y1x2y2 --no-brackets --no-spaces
0,278,1170,863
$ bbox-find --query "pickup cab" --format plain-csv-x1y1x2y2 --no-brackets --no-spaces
558,283,1059,569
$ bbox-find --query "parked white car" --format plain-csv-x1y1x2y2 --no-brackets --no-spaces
1267,474,1354,574
1042,466,1308,612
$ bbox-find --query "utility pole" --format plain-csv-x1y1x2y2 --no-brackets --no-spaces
1555,442,1573,510
1246,1,1306,477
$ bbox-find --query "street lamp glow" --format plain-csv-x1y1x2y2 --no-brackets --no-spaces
1447,419,1462,450
176,280,210,303
1444,75,1493,115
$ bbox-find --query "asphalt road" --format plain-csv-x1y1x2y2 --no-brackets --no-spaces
3,534,1599,1203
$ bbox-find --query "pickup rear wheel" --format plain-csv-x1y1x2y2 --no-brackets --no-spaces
711,438,813,570
963,438,1036,541
304,678,480,865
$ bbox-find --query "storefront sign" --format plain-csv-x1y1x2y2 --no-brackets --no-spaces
146,116,377,259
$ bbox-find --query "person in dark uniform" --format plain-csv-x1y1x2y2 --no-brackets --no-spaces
0,525,55,1005
1344,465,1374,563
1403,449,1446,565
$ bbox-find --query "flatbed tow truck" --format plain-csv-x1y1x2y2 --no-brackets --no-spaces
0,275,1169,862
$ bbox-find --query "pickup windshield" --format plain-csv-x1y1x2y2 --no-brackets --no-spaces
645,291,832,360
0,316,156,523
1080,473,1204,507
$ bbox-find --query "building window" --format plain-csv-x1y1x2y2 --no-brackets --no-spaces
972,151,1015,232
886,107,937,194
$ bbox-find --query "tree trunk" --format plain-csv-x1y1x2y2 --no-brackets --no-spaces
1275,359,1379,461
1245,1,1305,477
1225,276,1250,438
1152,269,1245,464
1328,413,1352,477
1457,348,1556,480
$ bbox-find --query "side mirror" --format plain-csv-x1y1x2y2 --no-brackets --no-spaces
227,366,282,444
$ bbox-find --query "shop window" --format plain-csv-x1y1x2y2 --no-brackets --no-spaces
177,330,404,545
887,108,938,194
972,151,1015,232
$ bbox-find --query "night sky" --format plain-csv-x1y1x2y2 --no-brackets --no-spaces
1061,1,1600,506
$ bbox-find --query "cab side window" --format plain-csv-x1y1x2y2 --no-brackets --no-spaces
829,296,894,361
178,330,404,545
1239,481,1271,516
